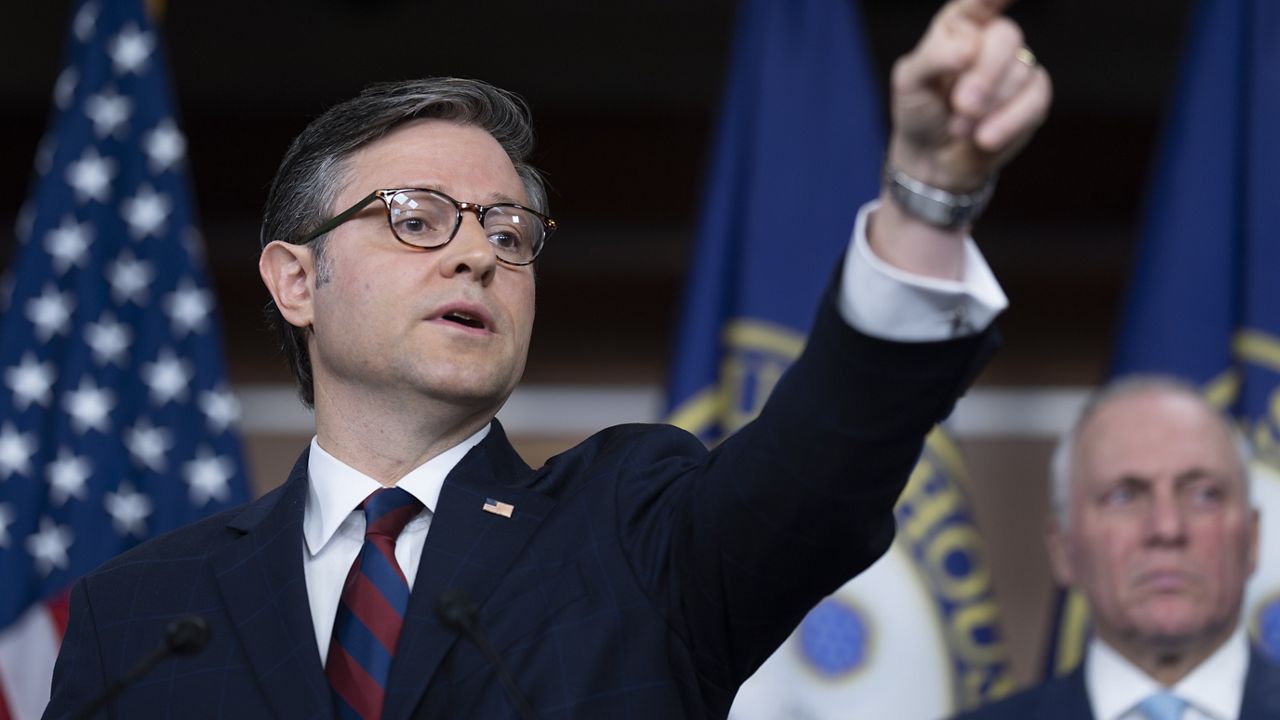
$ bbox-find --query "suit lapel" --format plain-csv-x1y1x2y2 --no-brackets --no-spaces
1051,666,1095,720
1240,647,1280,720
211,449,333,720
383,421,555,720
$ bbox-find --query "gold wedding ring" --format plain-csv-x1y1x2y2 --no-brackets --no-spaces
1015,47,1037,68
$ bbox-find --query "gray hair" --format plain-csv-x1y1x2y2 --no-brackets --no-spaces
259,78,548,407
1049,374,1254,527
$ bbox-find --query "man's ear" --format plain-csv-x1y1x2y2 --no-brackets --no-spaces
1045,516,1075,587
259,241,316,329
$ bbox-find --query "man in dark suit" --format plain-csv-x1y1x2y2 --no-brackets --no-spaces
44,1,1050,717
957,378,1280,720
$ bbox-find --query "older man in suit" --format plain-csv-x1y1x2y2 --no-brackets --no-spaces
45,1,1050,718
958,377,1280,720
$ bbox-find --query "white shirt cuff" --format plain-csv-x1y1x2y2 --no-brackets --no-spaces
837,200,1008,341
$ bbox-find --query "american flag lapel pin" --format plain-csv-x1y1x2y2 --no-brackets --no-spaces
482,497,515,518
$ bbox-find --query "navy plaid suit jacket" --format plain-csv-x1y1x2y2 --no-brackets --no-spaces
952,649,1280,720
45,283,996,719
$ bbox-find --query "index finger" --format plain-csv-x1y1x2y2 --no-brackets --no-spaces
949,0,1015,24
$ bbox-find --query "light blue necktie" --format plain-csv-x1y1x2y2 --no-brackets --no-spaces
1137,691,1188,720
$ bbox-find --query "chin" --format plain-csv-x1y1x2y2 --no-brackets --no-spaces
1133,614,1218,647
419,374,517,410
422,384,507,408
412,357,517,395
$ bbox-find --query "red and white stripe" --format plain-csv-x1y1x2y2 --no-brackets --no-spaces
0,592,69,720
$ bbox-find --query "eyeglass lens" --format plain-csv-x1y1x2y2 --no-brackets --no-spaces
387,190,543,263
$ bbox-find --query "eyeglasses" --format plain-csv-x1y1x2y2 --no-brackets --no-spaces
300,188,556,266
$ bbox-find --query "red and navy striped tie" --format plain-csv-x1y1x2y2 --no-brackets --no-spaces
326,487,424,720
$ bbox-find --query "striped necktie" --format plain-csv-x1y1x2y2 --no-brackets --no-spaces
326,487,424,720
1137,691,1188,720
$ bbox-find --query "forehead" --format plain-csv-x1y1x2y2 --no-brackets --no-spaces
340,118,527,207
1072,390,1242,489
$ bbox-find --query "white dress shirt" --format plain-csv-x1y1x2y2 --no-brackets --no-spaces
841,201,1007,341
1085,628,1250,720
302,426,489,662
299,200,1008,662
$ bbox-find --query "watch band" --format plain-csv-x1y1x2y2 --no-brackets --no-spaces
883,165,996,230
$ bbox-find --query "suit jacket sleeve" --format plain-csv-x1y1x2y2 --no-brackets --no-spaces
614,268,997,694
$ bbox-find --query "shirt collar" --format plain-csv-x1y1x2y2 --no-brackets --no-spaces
302,424,491,557
1085,627,1249,720
1173,627,1249,720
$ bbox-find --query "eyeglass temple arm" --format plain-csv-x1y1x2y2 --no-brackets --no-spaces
299,190,382,243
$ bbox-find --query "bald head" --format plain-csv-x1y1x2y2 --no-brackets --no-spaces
1045,375,1260,680
1049,376,1252,528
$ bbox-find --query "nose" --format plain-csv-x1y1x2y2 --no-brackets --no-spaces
1146,485,1187,545
438,213,496,285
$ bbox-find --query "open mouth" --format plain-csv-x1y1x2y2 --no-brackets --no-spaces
442,311,486,330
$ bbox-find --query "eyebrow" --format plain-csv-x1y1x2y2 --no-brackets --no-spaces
1173,468,1239,490
1103,469,1236,492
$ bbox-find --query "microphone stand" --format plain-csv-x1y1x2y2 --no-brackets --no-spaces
436,588,538,720
71,615,210,720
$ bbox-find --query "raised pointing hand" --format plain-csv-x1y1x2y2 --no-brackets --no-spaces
888,0,1051,191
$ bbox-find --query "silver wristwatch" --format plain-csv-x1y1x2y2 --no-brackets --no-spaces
884,165,997,230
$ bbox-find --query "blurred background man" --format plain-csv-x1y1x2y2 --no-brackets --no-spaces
958,377,1280,720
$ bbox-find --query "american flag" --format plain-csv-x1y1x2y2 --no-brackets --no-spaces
0,1,250,717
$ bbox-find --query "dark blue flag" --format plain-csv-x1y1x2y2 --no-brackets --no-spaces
664,0,1012,715
665,0,882,438
1047,0,1280,676
0,1,250,714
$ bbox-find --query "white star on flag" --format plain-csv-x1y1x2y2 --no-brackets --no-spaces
121,184,171,239
104,482,153,537
107,23,153,75
26,284,75,342
163,278,212,336
141,348,193,405
84,87,133,139
107,251,154,305
184,447,235,506
45,216,94,274
0,423,37,479
26,517,74,576
63,376,116,434
125,419,173,472
199,386,241,433
142,119,186,173
73,1,99,41
47,448,92,506
66,146,118,203
5,352,57,410
55,66,79,110
84,312,132,366
0,503,13,548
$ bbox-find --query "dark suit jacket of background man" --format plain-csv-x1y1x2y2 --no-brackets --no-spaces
954,648,1280,720
44,277,996,719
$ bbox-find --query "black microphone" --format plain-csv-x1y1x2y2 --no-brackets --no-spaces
71,615,210,720
435,588,538,720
